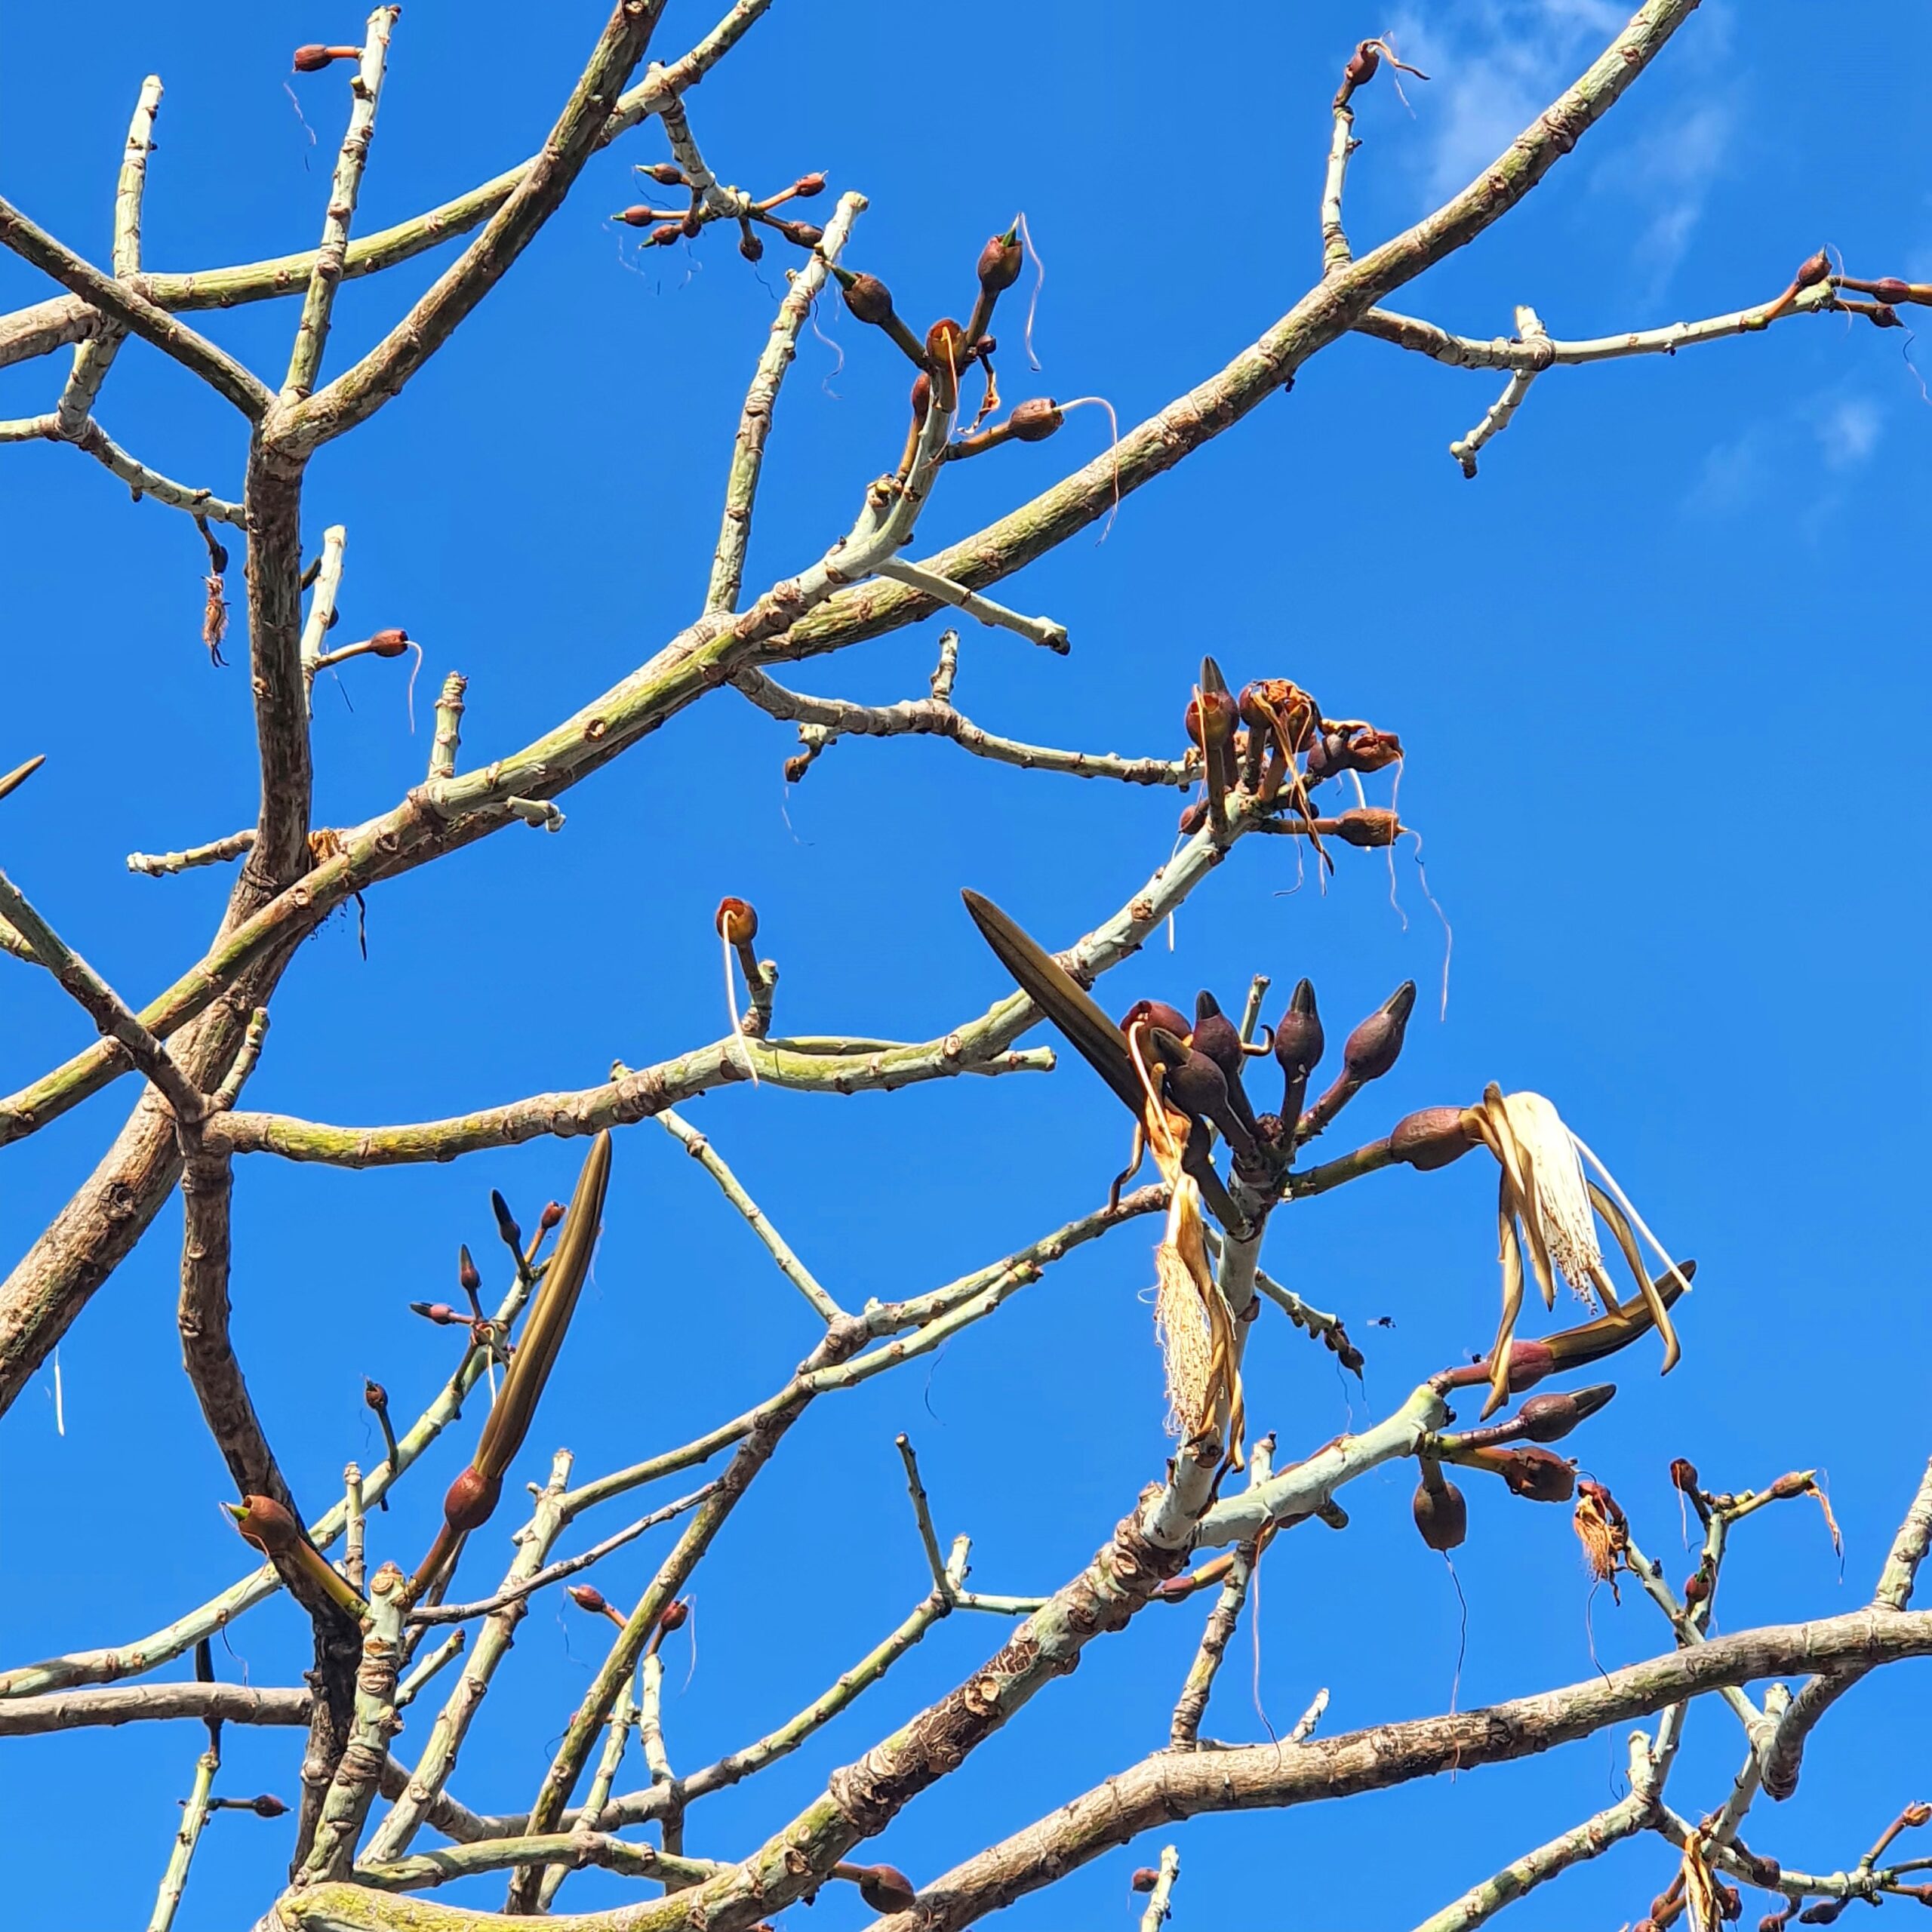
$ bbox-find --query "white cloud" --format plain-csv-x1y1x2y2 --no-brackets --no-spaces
1814,396,1883,469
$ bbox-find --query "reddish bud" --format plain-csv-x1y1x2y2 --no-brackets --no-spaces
1717,1883,1743,1923
792,171,828,198
715,897,758,946
1515,1384,1616,1444
457,1245,481,1295
1273,980,1324,1079
855,1866,918,1914
681,211,703,238
1332,807,1401,848
909,371,932,423
409,1301,463,1326
1683,1568,1712,1604
1184,686,1239,752
363,1378,389,1411
977,229,1023,294
738,228,765,263
1798,1904,1845,1925
1342,981,1417,1082
228,1494,301,1558
925,317,969,374
566,1583,609,1615
1006,397,1063,441
540,1200,565,1231
770,218,822,247
1131,1869,1161,1894
1177,799,1210,835
638,162,685,186
1119,998,1191,1042
614,207,655,229
292,45,356,73
1767,1471,1814,1501
649,223,684,248
1795,249,1832,289
841,272,894,325
1413,1472,1468,1551
1389,1106,1477,1172
441,1464,503,1536
658,1598,691,1632
1669,1458,1701,1495
1496,1446,1575,1503
249,1793,290,1818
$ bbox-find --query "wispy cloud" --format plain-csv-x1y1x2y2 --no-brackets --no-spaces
1685,386,1885,519
1812,395,1883,469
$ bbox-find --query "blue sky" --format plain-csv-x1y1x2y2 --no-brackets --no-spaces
2,2,1929,1927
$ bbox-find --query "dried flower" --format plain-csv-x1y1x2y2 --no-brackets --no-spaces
1573,1478,1629,1589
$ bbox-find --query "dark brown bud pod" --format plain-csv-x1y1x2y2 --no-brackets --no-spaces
1869,303,1902,328
249,1793,290,1818
681,211,703,238
738,227,764,263
1006,397,1063,442
1177,798,1210,835
409,1301,464,1326
1274,978,1324,1121
1865,277,1912,303
1669,1457,1700,1495
1332,806,1401,848
566,1583,609,1615
292,45,360,72
649,222,684,248
540,1199,565,1231
1767,1471,1814,1501
1342,981,1417,1083
1119,998,1191,1043
228,1494,301,1558
770,218,822,248
855,1866,918,1914
792,171,828,198
658,1597,690,1632
841,272,894,325
491,1190,522,1254
1183,687,1240,754
909,371,932,424
1496,1446,1575,1503
614,205,657,228
1515,1383,1616,1443
1191,992,1261,1137
457,1245,481,1295
977,228,1023,294
1340,39,1381,96
1412,1470,1468,1551
1131,1869,1161,1894
1717,1882,1743,1922
638,162,686,186
441,1464,503,1536
715,897,758,946
1499,1337,1557,1391
1683,1568,1712,1604
1389,1106,1477,1172
1151,1029,1261,1163
1795,248,1832,289
364,1378,389,1411
1798,1902,1845,1924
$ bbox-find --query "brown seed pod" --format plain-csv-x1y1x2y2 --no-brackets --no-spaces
248,1794,290,1818
792,171,828,198
977,228,1023,294
292,45,359,72
1183,687,1240,754
909,371,932,425
739,227,765,263
649,223,683,248
1795,248,1832,288
441,1464,504,1536
638,162,685,186
770,218,823,248
1177,798,1210,835
715,897,758,946
855,1866,918,1915
841,272,894,325
1412,1470,1468,1550
1331,806,1400,848
229,1494,301,1558
1119,998,1190,1043
1131,1868,1161,1894
1006,397,1063,442
1683,1568,1712,1604
409,1301,464,1326
1669,1457,1701,1495
363,1378,388,1411
1514,1384,1616,1443
614,206,656,228
1495,1445,1575,1503
566,1583,608,1615
540,1199,565,1231
1342,981,1417,1083
1389,1106,1477,1171
457,1245,481,1295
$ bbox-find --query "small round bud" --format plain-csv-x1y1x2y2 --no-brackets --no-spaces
925,317,968,374
792,171,828,198
1131,1869,1161,1894
1342,982,1417,1082
1412,1473,1468,1550
658,1597,691,1632
1331,806,1400,848
441,1465,503,1535
715,897,758,946
566,1583,609,1615
841,272,894,325
228,1494,301,1558
638,162,685,186
649,223,683,248
1119,998,1190,1042
364,1378,389,1411
738,228,765,263
977,229,1023,294
856,1866,918,1914
1389,1106,1476,1172
457,1245,481,1294
292,45,345,72
1794,248,1832,289
1006,397,1063,442
1669,1458,1700,1495
540,1200,565,1231
250,1794,290,1819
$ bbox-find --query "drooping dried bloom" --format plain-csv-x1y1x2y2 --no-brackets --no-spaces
1573,1478,1629,1593
1497,1091,1603,1302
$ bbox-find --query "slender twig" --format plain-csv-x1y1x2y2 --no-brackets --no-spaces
394,1630,465,1710
284,9,400,401
127,830,258,878
355,1832,722,1893
1169,1548,1253,1748
1139,1846,1180,1931
299,526,349,694
868,558,1069,654
657,1109,844,1321
146,1727,220,1932
1450,305,1548,477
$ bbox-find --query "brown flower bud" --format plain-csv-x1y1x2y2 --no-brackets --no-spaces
909,371,932,424
292,45,358,72
715,897,758,946
1331,807,1401,848
1184,686,1239,753
1499,1337,1557,1390
771,218,822,248
925,317,968,373
441,1464,503,1536
977,228,1023,294
566,1583,608,1615
1273,980,1324,1078
614,207,656,229
1717,1882,1743,1922
645,222,681,247
1131,1868,1161,1894
409,1301,464,1325
658,1597,691,1632
1120,998,1190,1043
638,162,685,186
1795,248,1832,289
1669,1458,1700,1495
249,1793,290,1818
1177,799,1210,835
1866,277,1912,303
1412,1472,1468,1550
457,1245,481,1294
841,272,894,325
1515,1384,1616,1443
540,1200,565,1231
1006,397,1063,442
1798,1903,1845,1924
491,1190,522,1253
368,632,411,669
681,211,703,238
1496,1446,1575,1503
228,1494,301,1558
1342,981,1417,1082
1389,1106,1477,1172
738,228,765,263
1767,1471,1814,1501
855,1866,918,1914
1683,1568,1712,1604
793,171,828,198
364,1378,389,1411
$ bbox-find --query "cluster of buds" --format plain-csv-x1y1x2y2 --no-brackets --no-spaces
1177,657,1404,855
616,166,829,260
